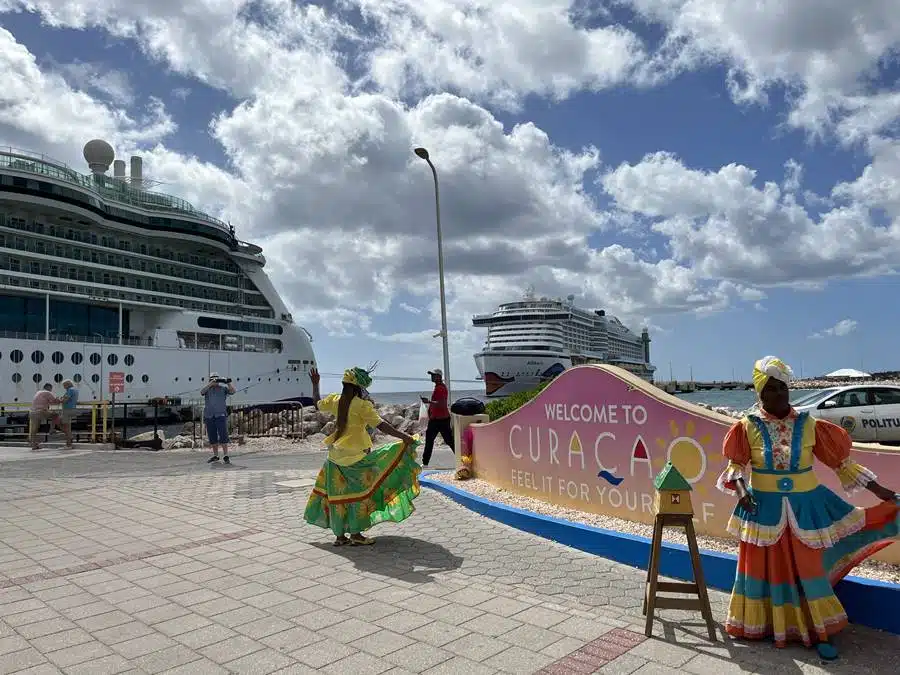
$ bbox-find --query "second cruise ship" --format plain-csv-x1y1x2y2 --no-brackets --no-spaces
473,290,656,396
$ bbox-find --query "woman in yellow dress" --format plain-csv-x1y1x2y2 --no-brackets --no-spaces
717,356,898,659
304,366,421,546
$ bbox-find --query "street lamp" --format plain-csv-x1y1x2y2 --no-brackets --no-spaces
414,147,451,403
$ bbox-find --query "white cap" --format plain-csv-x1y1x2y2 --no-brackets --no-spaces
428,369,443,377
209,372,220,379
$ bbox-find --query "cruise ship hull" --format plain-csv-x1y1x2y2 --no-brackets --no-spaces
475,351,656,397
0,334,316,406
474,352,570,397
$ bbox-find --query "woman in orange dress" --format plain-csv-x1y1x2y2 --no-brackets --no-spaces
717,356,898,659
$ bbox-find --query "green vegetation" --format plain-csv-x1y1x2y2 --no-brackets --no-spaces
485,380,551,421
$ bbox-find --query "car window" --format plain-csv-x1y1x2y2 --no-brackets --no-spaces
871,388,900,406
794,389,838,406
824,389,871,408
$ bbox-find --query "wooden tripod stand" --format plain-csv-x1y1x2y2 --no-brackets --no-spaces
642,512,718,641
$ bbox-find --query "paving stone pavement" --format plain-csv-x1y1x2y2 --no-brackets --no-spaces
1,446,898,674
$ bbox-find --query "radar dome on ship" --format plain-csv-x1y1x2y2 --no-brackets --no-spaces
83,139,115,174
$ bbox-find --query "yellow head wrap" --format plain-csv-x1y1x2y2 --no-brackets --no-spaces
752,356,793,395
341,367,373,389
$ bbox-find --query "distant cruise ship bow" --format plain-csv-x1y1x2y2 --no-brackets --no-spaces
472,290,656,396
0,140,316,405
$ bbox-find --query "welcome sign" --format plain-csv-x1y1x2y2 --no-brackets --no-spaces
470,365,900,564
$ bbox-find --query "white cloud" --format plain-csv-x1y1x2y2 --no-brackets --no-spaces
0,1,354,99
354,0,647,110
399,302,422,314
0,2,899,378
625,0,900,145
53,61,135,106
809,319,858,339
0,27,174,155
602,151,900,287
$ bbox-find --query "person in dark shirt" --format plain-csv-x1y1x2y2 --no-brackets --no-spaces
420,368,454,466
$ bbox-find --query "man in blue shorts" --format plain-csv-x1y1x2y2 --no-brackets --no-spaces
201,372,236,464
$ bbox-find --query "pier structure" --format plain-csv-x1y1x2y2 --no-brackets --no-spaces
656,380,753,394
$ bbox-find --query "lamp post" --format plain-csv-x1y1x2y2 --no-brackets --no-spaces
414,147,451,403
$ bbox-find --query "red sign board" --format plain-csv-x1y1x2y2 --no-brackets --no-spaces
108,371,125,394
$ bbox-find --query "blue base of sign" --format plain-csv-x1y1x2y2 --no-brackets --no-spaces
420,472,900,636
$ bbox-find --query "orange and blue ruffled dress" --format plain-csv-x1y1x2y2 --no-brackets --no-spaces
717,408,899,647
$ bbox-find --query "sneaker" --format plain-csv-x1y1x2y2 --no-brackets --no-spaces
223,456,230,465
207,455,220,463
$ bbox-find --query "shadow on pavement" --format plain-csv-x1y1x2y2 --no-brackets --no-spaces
313,535,464,583
654,615,882,673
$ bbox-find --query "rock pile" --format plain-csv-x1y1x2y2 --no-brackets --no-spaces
222,402,421,441
127,429,197,450
129,402,425,450
692,402,748,419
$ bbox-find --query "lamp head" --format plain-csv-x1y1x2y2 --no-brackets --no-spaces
414,147,430,160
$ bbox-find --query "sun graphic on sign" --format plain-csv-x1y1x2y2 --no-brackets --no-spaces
655,419,713,496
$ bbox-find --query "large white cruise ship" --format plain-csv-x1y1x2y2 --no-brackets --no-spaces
0,140,316,405
473,290,656,396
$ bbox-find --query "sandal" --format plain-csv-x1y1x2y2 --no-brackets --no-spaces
816,643,838,661
333,536,350,547
349,534,375,546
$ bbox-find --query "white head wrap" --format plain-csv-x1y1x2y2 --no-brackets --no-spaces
752,356,793,394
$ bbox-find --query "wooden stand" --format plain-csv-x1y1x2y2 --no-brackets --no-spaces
642,512,717,641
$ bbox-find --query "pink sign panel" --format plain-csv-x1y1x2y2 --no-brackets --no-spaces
470,365,900,564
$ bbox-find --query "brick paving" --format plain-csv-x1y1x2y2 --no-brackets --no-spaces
1,445,898,674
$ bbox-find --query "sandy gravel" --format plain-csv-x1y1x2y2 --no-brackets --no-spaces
426,472,900,584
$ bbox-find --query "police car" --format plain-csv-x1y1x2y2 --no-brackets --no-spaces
792,384,900,444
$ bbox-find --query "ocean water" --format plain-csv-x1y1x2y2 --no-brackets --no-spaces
371,388,819,412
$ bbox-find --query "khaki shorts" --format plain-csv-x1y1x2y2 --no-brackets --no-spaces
60,409,76,423
29,410,57,434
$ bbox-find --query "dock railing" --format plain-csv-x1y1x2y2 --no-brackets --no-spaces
189,401,319,443
0,400,110,444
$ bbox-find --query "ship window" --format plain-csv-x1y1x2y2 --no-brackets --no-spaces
91,374,99,383
33,373,42,383
125,374,133,383
10,349,22,363
89,353,101,365
197,316,283,335
71,352,82,365
107,354,118,366
11,373,21,383
73,374,81,383
51,351,64,364
54,373,63,383
141,374,149,383
31,350,44,364
124,354,134,366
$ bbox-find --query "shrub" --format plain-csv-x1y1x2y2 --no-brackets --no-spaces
484,380,551,421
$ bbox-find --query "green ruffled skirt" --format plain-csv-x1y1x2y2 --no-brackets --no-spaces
304,439,422,537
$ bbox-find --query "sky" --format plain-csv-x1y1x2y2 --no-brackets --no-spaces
1,1,899,393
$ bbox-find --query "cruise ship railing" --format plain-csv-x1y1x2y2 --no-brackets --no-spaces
0,149,230,231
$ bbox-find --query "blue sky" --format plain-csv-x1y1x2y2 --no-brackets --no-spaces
1,2,899,392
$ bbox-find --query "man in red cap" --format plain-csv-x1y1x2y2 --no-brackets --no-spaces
420,368,454,466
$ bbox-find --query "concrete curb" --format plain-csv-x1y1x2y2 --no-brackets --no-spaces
420,472,900,636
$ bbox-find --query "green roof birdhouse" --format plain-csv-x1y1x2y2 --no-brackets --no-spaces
653,462,693,515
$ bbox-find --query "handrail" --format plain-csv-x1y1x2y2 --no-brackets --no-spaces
0,149,230,232
0,399,110,442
